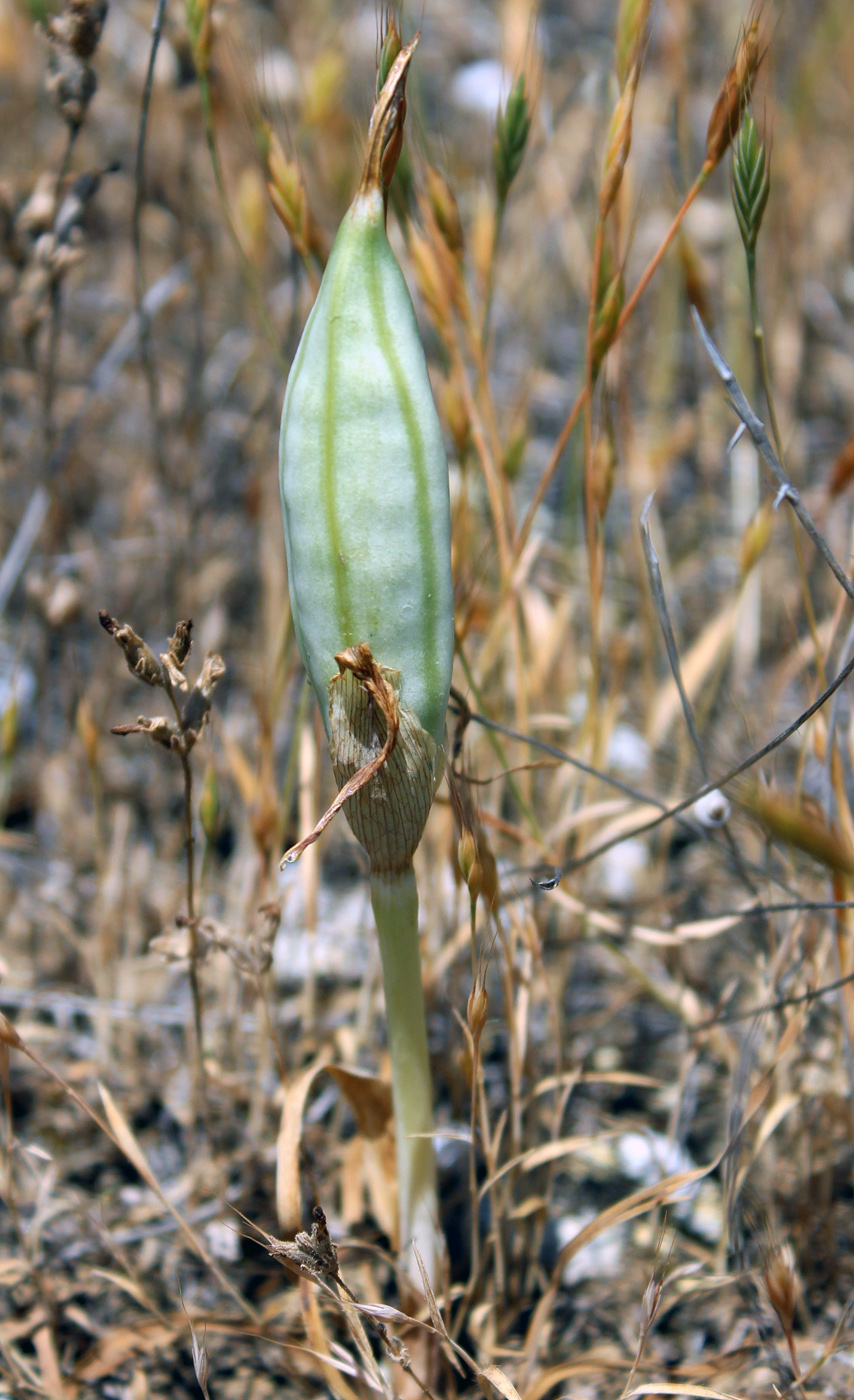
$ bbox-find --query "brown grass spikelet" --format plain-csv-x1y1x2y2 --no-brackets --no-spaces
185,0,214,80
458,828,483,904
703,13,762,172
763,1240,796,1333
590,264,625,381
599,55,641,220
828,435,854,497
442,375,470,459
423,165,464,261
408,220,453,338
590,433,616,521
615,0,652,89
739,502,773,577
678,233,711,326
750,783,854,876
257,119,326,267
467,980,489,1045
376,8,402,97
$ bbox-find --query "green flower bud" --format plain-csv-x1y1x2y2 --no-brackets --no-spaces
280,39,454,759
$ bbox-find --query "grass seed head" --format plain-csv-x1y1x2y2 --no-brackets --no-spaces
704,16,761,172
739,502,773,577
732,113,770,253
1,695,17,763
185,0,214,79
615,0,651,89
599,56,640,220
424,166,464,260
377,11,402,98
494,73,531,206
751,784,854,876
590,433,617,520
678,233,711,326
590,244,625,381
409,220,453,337
763,1241,797,1334
442,376,470,459
43,0,107,131
828,436,854,497
259,120,325,265
467,981,489,1044
459,830,484,908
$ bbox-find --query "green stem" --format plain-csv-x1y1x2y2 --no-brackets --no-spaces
370,863,441,1286
746,251,824,674
746,250,784,461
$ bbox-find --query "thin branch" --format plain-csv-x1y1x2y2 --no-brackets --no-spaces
640,494,756,894
132,0,169,480
613,171,708,342
449,687,667,810
692,306,854,606
698,967,854,1029
562,645,854,875
640,494,708,779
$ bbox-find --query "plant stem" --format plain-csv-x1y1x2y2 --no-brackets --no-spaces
166,682,206,1116
613,166,708,341
370,863,441,1287
179,747,206,1107
746,251,825,679
584,217,606,703
133,0,169,482
745,249,783,460
481,195,505,355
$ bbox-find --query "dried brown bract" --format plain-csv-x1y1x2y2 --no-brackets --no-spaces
43,0,108,133
263,1205,341,1281
257,119,327,270
5,167,113,345
101,610,225,755
99,610,164,688
599,55,641,220
45,0,108,60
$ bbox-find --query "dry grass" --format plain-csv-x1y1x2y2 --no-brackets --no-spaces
3,0,854,1395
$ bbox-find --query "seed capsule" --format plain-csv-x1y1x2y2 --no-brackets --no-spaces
279,39,453,754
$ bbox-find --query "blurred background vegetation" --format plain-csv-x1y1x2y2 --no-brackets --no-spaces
3,0,854,1394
